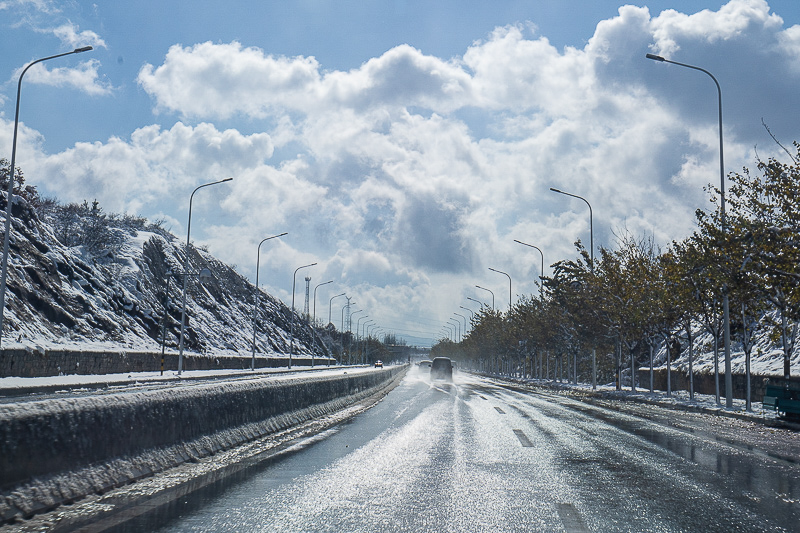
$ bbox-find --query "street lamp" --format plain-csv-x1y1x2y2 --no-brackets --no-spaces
362,319,374,363
251,232,287,370
475,285,495,311
459,305,474,321
178,177,233,374
448,318,460,342
329,292,346,325
289,262,317,368
313,280,334,327
349,309,364,364
489,267,512,311
550,187,593,271
646,52,733,408
0,46,94,348
514,240,545,299
310,280,333,367
466,296,486,309
550,186,595,389
454,312,467,337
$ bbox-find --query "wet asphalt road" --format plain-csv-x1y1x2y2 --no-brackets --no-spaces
124,367,800,532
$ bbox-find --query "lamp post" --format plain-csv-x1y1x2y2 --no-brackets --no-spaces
178,177,233,374
454,312,467,337
362,319,374,363
448,318,461,343
646,52,733,408
550,186,595,389
313,280,334,327
466,296,486,309
289,262,317,368
251,232,287,370
349,309,364,364
489,267,512,311
475,285,495,311
550,188,593,271
329,292,346,325
356,314,369,360
310,280,333,367
0,46,93,348
514,240,545,299
459,305,474,321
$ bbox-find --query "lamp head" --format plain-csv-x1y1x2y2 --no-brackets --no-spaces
73,46,93,53
645,53,665,62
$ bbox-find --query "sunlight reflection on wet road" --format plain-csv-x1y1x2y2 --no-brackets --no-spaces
124,367,799,532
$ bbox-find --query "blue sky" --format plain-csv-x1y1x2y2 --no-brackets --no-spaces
2,1,800,346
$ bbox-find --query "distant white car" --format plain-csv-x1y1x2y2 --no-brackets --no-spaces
374,360,383,368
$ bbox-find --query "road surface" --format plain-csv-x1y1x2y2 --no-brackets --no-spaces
111,366,800,532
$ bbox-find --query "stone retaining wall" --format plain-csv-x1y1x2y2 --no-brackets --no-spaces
0,347,335,377
636,368,792,402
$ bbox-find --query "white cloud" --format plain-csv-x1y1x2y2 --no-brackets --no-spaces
137,41,323,119
49,22,107,49
21,59,112,96
31,122,274,216
8,1,800,344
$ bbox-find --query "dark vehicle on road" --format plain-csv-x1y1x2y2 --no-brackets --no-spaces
418,360,433,370
430,357,453,381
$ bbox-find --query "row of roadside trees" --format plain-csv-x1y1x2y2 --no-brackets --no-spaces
433,142,800,404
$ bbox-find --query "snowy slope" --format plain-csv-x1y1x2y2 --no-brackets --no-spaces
0,193,322,359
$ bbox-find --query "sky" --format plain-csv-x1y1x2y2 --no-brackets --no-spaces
1,0,800,347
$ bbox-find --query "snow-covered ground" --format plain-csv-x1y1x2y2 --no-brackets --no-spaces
485,375,784,425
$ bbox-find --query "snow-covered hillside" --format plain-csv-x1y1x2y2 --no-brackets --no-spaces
0,192,321,358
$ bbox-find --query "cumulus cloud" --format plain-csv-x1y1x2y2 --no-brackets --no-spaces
32,122,273,215
21,59,112,96
16,1,800,342
137,41,472,119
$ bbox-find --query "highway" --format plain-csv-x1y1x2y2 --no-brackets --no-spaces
108,365,800,532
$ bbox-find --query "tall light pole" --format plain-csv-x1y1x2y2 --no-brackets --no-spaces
514,240,545,299
475,285,495,311
459,305,474,321
0,46,93,348
454,312,467,337
448,318,461,343
251,232,287,370
356,314,369,353
550,188,593,271
349,308,363,364
467,296,486,309
178,177,233,374
310,280,333,366
646,52,733,408
329,292,346,325
289,262,316,368
550,186,595,389
313,280,334,327
489,267,512,311
362,319,374,363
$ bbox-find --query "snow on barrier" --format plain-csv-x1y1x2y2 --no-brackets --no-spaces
0,366,405,522
0,347,336,378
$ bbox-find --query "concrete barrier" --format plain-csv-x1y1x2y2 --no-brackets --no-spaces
0,366,405,522
0,347,335,378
